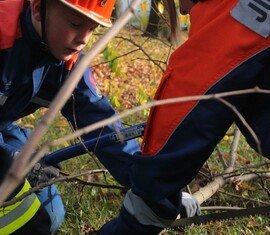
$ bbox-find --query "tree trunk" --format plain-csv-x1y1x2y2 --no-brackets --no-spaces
144,0,161,37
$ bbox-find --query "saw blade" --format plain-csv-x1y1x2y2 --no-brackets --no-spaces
171,205,270,228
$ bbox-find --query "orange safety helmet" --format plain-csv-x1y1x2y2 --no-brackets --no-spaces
58,0,116,27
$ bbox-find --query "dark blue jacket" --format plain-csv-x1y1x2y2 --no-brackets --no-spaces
0,7,139,188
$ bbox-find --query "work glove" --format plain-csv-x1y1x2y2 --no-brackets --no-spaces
180,192,201,217
27,158,60,187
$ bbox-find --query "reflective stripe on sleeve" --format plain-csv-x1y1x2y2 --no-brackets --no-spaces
0,180,41,234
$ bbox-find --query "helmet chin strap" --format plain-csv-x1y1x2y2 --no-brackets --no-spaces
39,0,60,62
40,0,49,51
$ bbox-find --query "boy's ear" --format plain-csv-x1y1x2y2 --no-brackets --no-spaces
31,0,42,22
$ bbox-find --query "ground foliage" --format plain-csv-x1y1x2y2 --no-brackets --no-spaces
19,28,269,234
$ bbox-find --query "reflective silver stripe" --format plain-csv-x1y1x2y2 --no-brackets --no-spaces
0,94,8,106
30,96,50,107
123,190,175,228
0,193,37,228
231,0,270,38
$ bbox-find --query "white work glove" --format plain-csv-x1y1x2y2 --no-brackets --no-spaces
181,192,201,217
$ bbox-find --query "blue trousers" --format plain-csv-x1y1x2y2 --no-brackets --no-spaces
36,185,65,233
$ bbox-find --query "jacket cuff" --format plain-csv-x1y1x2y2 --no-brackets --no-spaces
98,206,162,235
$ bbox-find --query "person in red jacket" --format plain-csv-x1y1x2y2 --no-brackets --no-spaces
99,0,270,234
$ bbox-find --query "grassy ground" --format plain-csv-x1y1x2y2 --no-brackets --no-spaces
20,28,270,234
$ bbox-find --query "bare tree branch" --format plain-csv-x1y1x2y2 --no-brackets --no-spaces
92,48,140,67
228,127,241,167
216,146,228,169
1,169,123,207
193,167,234,205
216,97,262,155
45,88,270,153
219,190,270,205
232,171,270,182
201,206,243,211
115,35,165,71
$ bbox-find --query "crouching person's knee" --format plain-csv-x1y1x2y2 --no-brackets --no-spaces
98,206,163,235
98,190,175,235
0,148,52,234
98,190,201,235
36,185,66,233
123,190,177,229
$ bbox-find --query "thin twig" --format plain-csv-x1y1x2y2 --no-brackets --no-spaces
131,57,167,65
201,206,243,211
225,170,270,179
228,127,241,167
212,162,270,179
70,94,103,169
216,146,228,169
251,172,270,197
92,48,140,67
116,35,165,71
216,97,262,155
1,169,123,207
48,88,270,151
60,171,123,190
219,190,270,205
129,25,172,47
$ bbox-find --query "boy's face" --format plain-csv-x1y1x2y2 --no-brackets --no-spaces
179,0,196,15
40,1,98,61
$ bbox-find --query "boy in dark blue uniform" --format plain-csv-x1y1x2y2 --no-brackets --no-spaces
0,0,140,233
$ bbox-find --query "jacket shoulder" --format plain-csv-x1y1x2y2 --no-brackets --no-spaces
0,0,27,50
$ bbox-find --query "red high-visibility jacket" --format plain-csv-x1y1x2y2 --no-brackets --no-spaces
0,0,26,49
142,0,270,156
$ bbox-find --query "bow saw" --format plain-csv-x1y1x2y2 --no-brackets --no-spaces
170,205,270,228
44,123,270,227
